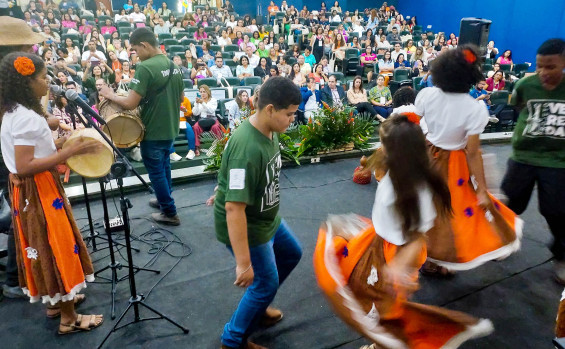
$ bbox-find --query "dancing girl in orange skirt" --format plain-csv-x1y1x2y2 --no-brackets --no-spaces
0,52,103,334
314,114,493,348
414,45,522,274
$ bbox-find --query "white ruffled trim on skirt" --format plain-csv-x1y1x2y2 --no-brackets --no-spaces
22,274,95,306
427,216,524,271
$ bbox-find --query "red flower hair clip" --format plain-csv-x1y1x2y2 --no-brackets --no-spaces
13,56,35,76
402,112,420,125
462,49,477,64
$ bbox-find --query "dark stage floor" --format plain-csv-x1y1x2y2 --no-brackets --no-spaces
0,144,560,349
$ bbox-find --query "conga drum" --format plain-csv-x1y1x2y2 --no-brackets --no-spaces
98,99,144,148
63,128,114,178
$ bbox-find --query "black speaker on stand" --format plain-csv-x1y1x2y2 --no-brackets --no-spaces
459,17,492,58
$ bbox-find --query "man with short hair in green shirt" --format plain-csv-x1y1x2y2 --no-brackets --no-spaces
501,38,565,282
99,27,184,226
214,77,303,349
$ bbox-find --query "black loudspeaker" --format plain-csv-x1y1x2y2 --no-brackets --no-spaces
459,17,491,56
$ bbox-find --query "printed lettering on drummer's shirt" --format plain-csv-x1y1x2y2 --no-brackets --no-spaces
261,152,282,212
523,100,565,139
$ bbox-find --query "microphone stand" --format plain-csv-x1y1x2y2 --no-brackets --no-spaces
65,98,157,319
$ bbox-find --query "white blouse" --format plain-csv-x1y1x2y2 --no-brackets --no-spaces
1,105,57,174
192,98,218,119
415,87,489,150
372,172,436,245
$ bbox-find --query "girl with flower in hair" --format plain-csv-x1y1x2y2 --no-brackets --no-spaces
314,114,494,349
415,45,522,276
0,52,103,334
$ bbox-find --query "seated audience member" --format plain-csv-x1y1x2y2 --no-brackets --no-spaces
486,70,505,92
65,81,88,102
485,40,499,60
496,49,513,68
171,96,197,161
309,63,329,85
192,85,221,156
303,47,317,66
153,17,170,35
410,46,427,65
191,58,213,83
321,74,346,107
52,95,85,139
101,19,117,35
394,53,409,69
234,45,259,69
298,55,312,76
255,41,269,58
225,90,253,129
278,56,292,77
81,40,107,68
347,75,377,118
239,34,256,52
469,79,503,123
425,46,437,63
115,60,135,83
368,74,393,121
420,70,434,88
391,42,406,62
254,57,271,81
173,55,191,79
236,55,254,82
487,62,501,78
386,27,401,43
378,51,394,85
298,77,321,123
217,29,232,48
359,46,377,81
289,63,307,86
210,56,234,81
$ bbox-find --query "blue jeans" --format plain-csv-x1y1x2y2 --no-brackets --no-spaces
373,105,393,118
169,123,196,154
140,140,177,217
221,219,302,348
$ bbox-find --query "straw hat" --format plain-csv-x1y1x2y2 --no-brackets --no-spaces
0,16,46,46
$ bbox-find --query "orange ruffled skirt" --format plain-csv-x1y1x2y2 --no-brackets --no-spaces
426,145,522,271
313,215,493,349
9,170,94,305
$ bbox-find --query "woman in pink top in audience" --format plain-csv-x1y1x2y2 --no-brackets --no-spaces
61,13,77,29
496,49,513,67
485,70,505,92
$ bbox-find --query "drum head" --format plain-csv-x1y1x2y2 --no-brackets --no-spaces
103,114,144,148
63,132,114,178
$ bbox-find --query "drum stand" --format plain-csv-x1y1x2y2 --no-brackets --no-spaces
97,176,189,349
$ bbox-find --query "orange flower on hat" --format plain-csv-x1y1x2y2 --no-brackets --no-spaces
14,56,35,76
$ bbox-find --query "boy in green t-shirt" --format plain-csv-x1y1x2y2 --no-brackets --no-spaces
501,38,565,283
214,77,303,349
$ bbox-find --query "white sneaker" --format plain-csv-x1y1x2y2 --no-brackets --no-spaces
186,150,195,160
170,152,182,161
130,146,142,162
489,116,499,124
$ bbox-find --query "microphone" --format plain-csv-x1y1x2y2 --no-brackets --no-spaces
65,89,107,126
50,84,66,96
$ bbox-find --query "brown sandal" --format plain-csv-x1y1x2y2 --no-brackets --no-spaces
47,294,87,319
58,314,104,335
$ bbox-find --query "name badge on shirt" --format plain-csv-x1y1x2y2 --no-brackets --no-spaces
229,169,246,190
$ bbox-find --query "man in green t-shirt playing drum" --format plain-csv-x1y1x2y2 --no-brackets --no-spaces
214,77,303,349
501,38,565,283
100,28,184,226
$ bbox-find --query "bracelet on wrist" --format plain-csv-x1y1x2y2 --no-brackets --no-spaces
238,264,252,276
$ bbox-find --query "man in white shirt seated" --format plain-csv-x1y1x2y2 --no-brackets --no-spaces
153,17,170,35
81,40,107,68
129,5,146,23
391,43,406,62
233,46,259,69
210,56,233,80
